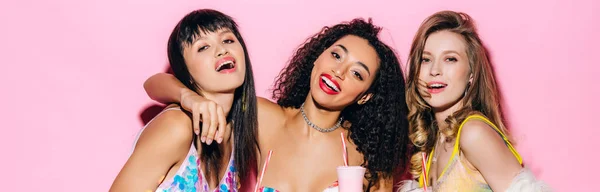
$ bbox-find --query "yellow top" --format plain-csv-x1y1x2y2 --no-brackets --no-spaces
419,115,522,191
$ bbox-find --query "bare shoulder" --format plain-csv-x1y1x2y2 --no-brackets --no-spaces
256,97,286,126
459,117,520,170
458,119,502,149
257,97,285,116
136,106,194,150
256,97,285,147
110,106,193,191
458,118,522,191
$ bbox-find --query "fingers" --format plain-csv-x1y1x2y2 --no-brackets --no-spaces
192,108,201,135
183,96,226,145
216,106,226,144
205,102,218,145
182,91,203,136
200,104,210,143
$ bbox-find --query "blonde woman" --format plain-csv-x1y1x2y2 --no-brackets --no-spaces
399,11,550,192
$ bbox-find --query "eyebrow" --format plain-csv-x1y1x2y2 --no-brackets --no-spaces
335,44,371,76
422,50,462,56
190,30,234,48
218,29,233,36
197,29,234,40
442,50,461,56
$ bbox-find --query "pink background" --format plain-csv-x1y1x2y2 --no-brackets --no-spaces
1,0,597,191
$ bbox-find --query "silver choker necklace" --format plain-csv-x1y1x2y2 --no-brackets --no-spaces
300,103,343,133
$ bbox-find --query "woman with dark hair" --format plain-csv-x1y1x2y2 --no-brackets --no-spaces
110,9,258,192
144,18,410,191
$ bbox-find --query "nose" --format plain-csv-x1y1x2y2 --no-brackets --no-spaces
332,65,348,80
215,44,228,58
429,59,442,76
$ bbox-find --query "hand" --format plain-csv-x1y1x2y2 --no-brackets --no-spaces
180,88,226,145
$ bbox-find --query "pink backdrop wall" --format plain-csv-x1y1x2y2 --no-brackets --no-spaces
1,0,598,191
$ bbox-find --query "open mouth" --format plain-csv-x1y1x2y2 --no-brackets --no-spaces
319,74,341,95
427,83,446,89
426,82,447,94
215,57,236,73
321,76,340,92
216,60,235,72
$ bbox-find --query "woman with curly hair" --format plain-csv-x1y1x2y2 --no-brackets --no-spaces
399,11,550,192
144,18,410,191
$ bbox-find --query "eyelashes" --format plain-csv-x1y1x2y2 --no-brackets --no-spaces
352,71,363,81
331,51,341,60
419,57,458,63
223,39,235,44
445,57,457,62
197,39,236,52
198,45,209,52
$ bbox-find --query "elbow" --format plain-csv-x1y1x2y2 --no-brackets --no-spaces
143,77,154,100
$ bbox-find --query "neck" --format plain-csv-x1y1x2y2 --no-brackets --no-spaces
199,90,235,144
298,96,343,136
433,100,464,131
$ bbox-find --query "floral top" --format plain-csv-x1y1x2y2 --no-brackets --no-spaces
134,108,239,192
156,144,238,192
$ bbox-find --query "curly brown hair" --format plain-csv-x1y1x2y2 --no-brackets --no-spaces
405,11,510,179
271,18,410,190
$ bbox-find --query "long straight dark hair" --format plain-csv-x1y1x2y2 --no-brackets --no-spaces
166,9,259,185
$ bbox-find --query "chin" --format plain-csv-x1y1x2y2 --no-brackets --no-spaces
423,98,443,107
310,93,352,111
310,91,333,108
427,100,460,113
228,76,245,85
216,81,244,93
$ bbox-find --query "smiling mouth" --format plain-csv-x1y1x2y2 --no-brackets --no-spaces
426,82,447,94
321,76,340,92
427,83,446,89
216,60,235,72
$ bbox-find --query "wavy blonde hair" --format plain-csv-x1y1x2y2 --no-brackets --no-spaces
405,10,511,179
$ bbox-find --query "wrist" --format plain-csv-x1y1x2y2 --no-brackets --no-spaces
179,88,194,102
